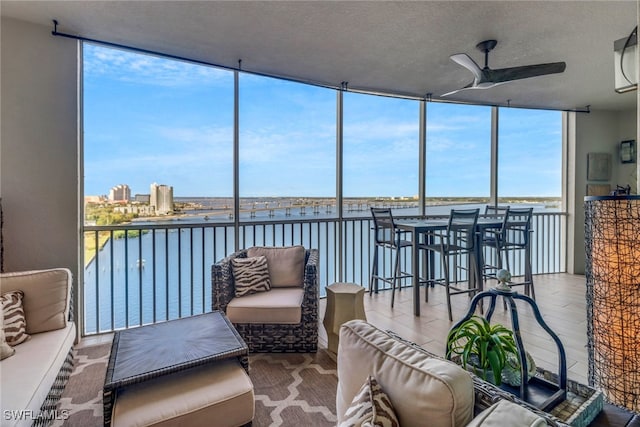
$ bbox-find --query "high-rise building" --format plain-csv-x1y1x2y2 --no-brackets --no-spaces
150,183,174,214
109,184,130,202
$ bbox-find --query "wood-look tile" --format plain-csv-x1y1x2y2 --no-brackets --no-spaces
322,273,591,384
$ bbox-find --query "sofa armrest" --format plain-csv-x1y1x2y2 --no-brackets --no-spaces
211,250,248,312
0,268,72,334
301,249,319,321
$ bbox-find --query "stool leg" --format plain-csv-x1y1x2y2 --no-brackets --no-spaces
443,253,453,321
525,244,535,300
370,245,379,295
391,245,401,308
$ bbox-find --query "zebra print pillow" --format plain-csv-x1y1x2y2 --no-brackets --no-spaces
0,306,16,359
1,290,31,346
339,375,399,427
232,255,272,297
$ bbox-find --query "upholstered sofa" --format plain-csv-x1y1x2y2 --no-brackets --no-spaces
337,320,553,427
212,246,318,353
1,268,76,427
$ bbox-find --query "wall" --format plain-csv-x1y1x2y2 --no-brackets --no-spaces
0,18,79,283
616,109,638,189
568,108,638,274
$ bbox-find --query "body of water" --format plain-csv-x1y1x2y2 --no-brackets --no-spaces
84,201,555,334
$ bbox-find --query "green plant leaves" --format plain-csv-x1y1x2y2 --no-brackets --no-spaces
446,315,519,386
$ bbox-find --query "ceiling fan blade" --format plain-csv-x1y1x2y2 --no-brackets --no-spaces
449,53,483,81
441,81,497,97
485,62,566,83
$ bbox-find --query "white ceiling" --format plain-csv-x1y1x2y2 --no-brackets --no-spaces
2,1,638,112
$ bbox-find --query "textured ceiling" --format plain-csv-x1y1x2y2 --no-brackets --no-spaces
2,1,638,111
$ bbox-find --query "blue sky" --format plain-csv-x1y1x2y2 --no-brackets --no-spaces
84,43,562,198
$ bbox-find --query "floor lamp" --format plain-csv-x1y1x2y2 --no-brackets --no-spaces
584,195,640,413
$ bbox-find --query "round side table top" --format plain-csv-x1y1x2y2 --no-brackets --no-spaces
326,282,365,294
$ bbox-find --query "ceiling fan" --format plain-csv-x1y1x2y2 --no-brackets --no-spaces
442,39,566,97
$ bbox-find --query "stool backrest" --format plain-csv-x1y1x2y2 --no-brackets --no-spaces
484,205,510,218
504,207,533,247
370,208,399,245
446,208,480,250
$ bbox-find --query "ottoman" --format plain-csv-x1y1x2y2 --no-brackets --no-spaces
111,359,254,427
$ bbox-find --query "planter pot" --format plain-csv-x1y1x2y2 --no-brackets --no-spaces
501,352,536,386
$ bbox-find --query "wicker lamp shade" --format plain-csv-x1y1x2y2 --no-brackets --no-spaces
584,195,640,413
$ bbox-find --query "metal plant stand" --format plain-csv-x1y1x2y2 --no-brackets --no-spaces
449,286,568,412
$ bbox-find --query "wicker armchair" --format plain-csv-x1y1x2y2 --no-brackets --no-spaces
212,247,319,353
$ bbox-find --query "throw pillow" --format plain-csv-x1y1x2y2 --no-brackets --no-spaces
0,308,15,360
232,256,271,297
246,246,305,287
1,290,31,346
339,375,399,427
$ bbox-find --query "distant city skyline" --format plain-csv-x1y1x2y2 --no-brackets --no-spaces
83,44,562,198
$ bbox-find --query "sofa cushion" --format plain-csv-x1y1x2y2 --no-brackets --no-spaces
1,290,31,346
337,320,474,427
0,309,16,360
338,375,399,427
0,323,76,427
232,255,271,297
466,399,547,427
0,269,71,334
226,288,304,324
247,246,305,288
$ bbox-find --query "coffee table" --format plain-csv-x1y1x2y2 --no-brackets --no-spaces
103,311,248,427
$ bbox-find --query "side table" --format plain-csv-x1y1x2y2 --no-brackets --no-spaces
323,282,366,353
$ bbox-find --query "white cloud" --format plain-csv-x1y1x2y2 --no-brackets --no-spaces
84,44,231,87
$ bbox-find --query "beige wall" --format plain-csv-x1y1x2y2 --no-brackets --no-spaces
567,108,638,274
0,18,79,281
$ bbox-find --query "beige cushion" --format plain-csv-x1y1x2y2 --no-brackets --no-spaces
231,255,271,297
0,309,16,360
466,400,546,427
338,375,399,427
112,359,254,427
247,246,305,288
1,290,31,346
0,269,71,333
0,323,76,427
226,287,304,324
336,320,474,427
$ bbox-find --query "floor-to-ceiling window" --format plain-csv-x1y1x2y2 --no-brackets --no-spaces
238,75,336,225
83,44,234,332
497,108,562,209
343,92,420,215
81,43,566,334
425,103,492,213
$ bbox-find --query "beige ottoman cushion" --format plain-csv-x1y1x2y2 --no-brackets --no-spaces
337,320,474,427
112,359,254,427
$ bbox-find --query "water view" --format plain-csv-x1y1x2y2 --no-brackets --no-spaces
83,198,560,334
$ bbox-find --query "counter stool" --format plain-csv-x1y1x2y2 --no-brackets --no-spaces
323,283,367,353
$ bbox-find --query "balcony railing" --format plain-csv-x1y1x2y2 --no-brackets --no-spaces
82,212,566,335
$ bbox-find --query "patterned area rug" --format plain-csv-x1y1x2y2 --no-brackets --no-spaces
54,342,338,426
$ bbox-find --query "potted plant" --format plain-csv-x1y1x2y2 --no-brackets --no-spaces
446,315,519,386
